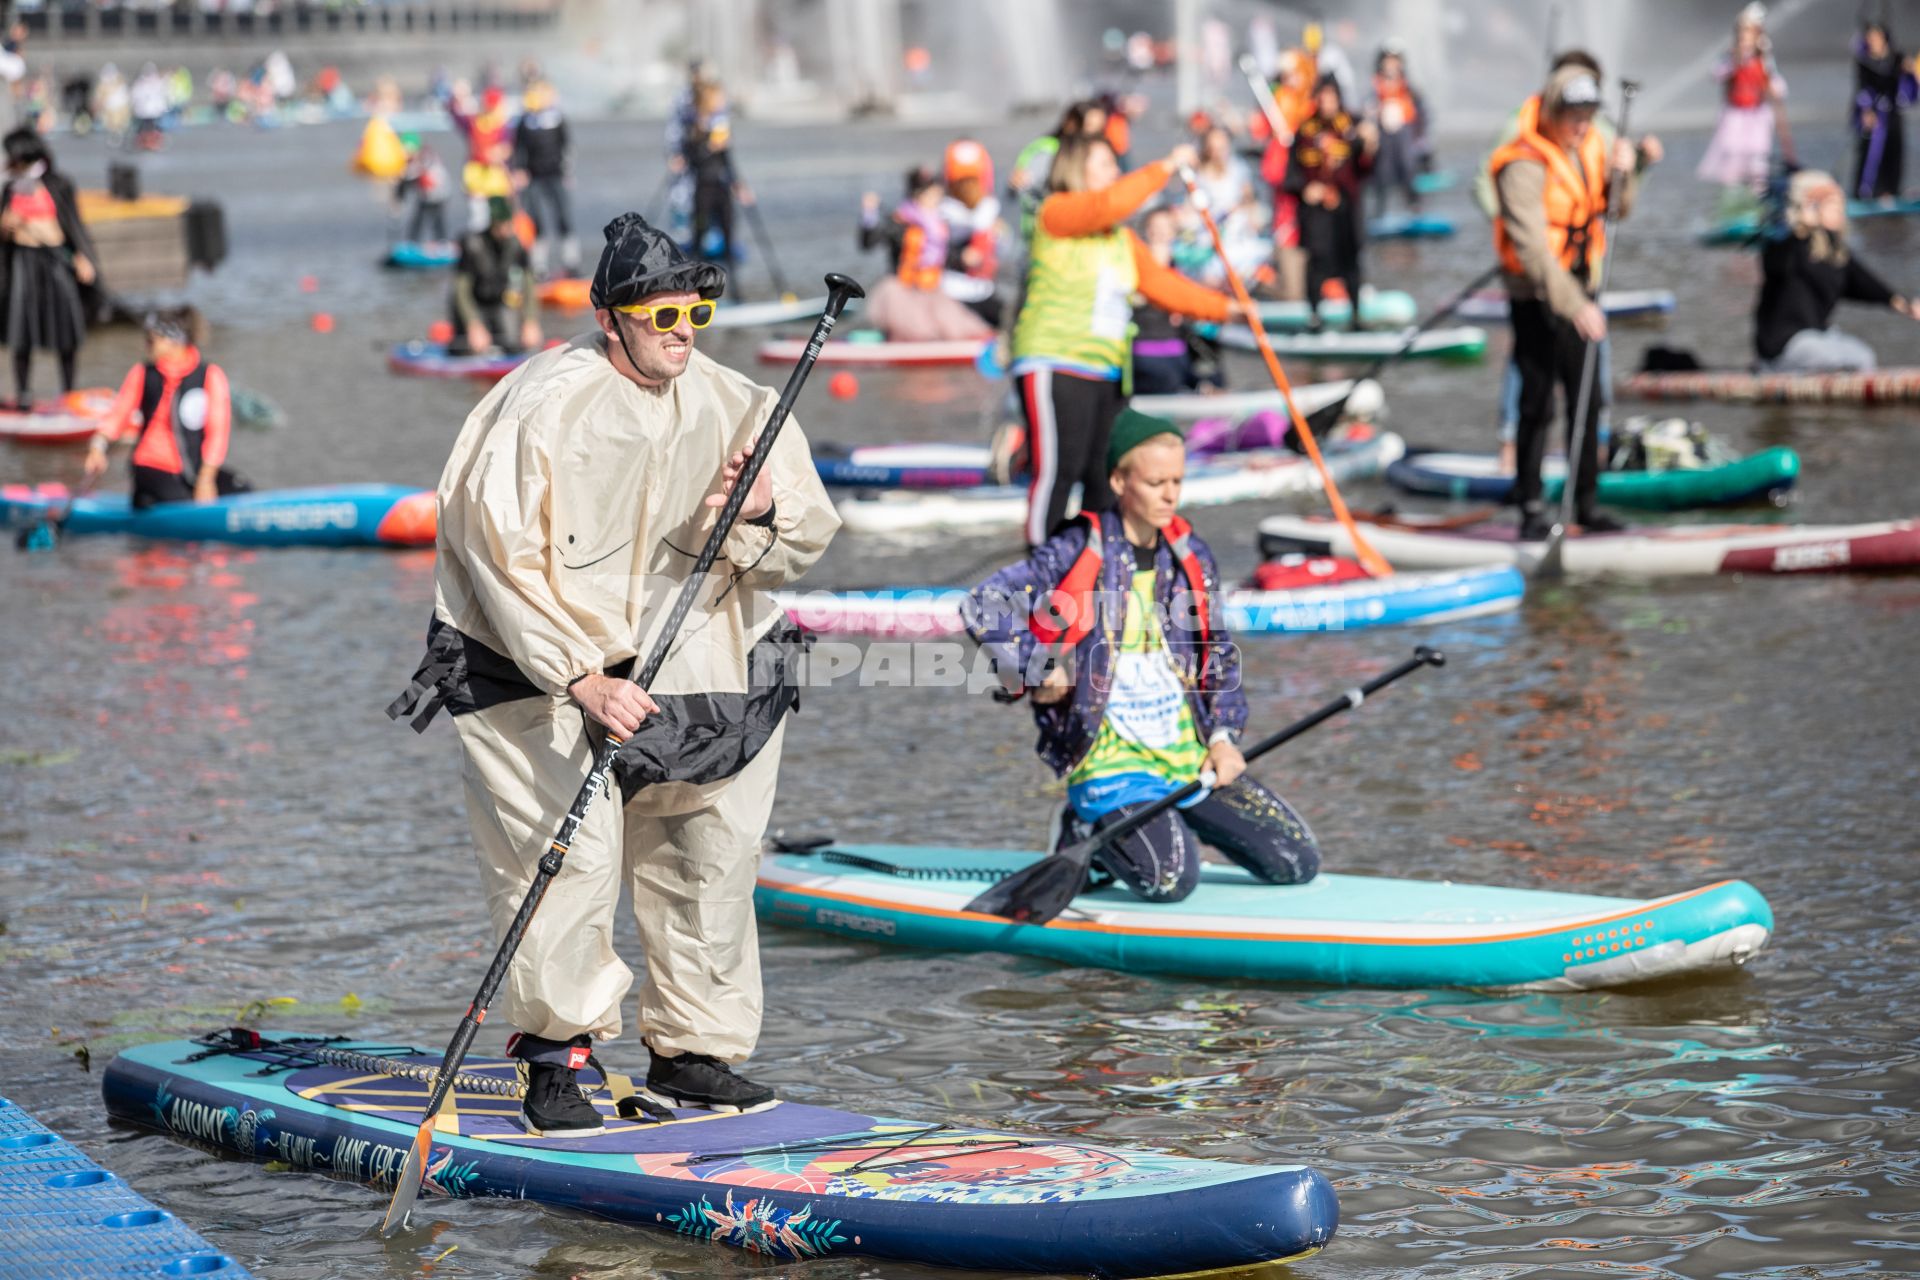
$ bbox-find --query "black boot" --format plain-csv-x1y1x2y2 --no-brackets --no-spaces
1578,511,1627,535
510,1032,605,1137
645,1046,777,1114
1518,504,1551,542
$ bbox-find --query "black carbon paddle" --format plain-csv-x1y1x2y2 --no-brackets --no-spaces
966,646,1446,925
381,272,865,1237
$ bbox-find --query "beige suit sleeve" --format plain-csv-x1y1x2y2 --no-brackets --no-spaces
458,415,606,695
1496,159,1592,324
721,410,840,590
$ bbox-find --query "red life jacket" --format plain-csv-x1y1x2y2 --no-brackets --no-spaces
1727,57,1771,109
1029,514,1213,672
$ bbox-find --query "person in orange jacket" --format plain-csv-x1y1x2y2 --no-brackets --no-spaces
84,307,248,509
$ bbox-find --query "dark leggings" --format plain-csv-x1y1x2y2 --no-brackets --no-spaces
1299,201,1363,325
131,463,250,510
692,179,734,265
1015,365,1125,547
521,174,572,239
12,348,76,403
1510,297,1602,523
406,199,449,244
1070,776,1321,904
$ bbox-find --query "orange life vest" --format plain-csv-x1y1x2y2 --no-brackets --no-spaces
1373,75,1419,128
1029,514,1213,674
1489,97,1609,279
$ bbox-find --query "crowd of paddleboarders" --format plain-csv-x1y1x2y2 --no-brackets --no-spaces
6,11,1920,1153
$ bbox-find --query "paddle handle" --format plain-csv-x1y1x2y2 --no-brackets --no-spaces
1066,646,1445,861
1179,166,1393,578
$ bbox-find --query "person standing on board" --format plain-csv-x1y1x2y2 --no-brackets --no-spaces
965,407,1320,904
511,80,579,278
0,129,95,410
1011,135,1244,548
1849,20,1917,203
1491,66,1655,540
388,214,839,1134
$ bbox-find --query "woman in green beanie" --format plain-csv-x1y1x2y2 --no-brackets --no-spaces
965,409,1321,904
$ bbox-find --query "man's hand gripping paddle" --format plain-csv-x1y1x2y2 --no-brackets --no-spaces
380,272,865,1237
966,646,1446,925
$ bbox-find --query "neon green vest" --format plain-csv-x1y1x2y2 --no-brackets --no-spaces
1012,221,1137,374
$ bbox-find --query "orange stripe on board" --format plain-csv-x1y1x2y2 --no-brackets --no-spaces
756,876,1733,948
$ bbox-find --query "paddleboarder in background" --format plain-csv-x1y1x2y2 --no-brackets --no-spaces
388,214,839,1133
1491,65,1657,540
1755,169,1920,372
1366,41,1429,217
1011,133,1246,548
83,306,249,509
511,79,578,279
1697,5,1786,203
1849,20,1916,203
448,195,541,356
0,129,96,410
1284,75,1377,332
965,407,1320,905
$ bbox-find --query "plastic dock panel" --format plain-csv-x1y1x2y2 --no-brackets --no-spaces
0,1092,250,1278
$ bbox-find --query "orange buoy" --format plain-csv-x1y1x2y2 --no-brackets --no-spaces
427,319,454,344
828,371,859,400
310,312,335,333
299,274,319,293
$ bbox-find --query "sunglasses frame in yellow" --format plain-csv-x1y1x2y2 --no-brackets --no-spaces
613,300,718,332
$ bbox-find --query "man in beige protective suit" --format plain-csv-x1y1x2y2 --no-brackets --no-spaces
389,213,839,1134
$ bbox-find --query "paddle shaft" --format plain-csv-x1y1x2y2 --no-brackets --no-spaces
1178,167,1393,578
1542,83,1637,575
1055,646,1445,868
381,272,863,1235
1303,262,1505,433
1238,54,1293,145
733,164,794,299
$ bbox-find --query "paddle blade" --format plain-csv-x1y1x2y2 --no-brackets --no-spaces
378,1120,435,1236
963,848,1092,924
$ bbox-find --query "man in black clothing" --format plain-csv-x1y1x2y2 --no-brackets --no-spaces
511,80,576,278
449,196,542,356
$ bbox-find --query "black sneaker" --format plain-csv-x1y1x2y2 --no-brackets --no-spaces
645,1049,778,1114
1578,512,1628,534
509,1031,606,1137
522,1060,606,1137
1518,512,1552,542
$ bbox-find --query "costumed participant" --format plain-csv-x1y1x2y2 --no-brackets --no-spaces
1492,65,1653,540
450,195,541,356
1131,205,1224,397
455,84,514,168
1697,4,1785,199
387,213,839,1131
393,132,453,247
1850,20,1917,203
1254,48,1319,301
964,408,1320,905
1011,135,1241,547
511,80,578,277
83,307,247,510
938,138,1005,326
683,82,745,267
1010,99,1105,242
0,129,95,409
1283,76,1377,330
857,167,993,343
1367,42,1429,216
664,61,715,247
1755,169,1920,372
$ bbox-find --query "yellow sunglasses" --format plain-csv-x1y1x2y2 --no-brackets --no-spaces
613,301,717,331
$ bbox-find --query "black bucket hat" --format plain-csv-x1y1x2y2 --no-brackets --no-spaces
589,212,727,310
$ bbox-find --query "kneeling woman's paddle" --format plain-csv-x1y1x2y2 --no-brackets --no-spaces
381,271,865,1237
966,646,1446,925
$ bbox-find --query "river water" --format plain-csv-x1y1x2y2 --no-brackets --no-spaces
2,109,1917,1280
